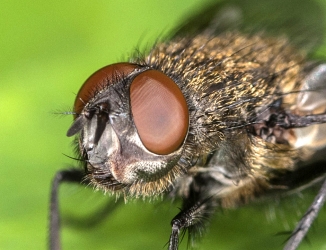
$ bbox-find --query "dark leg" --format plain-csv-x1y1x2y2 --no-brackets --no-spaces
284,178,326,250
63,198,123,228
49,169,85,250
168,197,216,250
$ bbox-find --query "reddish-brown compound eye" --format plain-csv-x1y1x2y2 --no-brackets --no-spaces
74,63,140,118
130,70,189,155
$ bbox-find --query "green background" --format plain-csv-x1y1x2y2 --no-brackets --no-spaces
1,0,326,249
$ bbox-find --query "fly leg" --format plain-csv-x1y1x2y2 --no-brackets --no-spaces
284,178,326,250
168,199,213,250
168,186,216,250
49,169,85,250
63,197,123,228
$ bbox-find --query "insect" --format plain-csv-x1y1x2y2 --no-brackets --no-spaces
50,0,326,249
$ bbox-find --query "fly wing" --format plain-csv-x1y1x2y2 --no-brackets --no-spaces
268,64,326,191
295,64,326,150
171,0,325,52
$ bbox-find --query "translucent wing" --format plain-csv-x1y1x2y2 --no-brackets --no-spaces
295,64,326,150
172,0,325,52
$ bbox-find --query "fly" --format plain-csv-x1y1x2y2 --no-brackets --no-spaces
50,0,326,249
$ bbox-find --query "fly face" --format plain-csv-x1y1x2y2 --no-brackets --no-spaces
50,0,326,249
67,63,189,196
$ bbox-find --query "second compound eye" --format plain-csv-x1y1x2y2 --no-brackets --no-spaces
130,70,189,155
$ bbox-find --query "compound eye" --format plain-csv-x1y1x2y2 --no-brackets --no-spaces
130,70,189,155
74,63,139,117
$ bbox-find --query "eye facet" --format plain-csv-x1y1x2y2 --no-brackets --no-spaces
130,70,189,155
74,63,139,117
